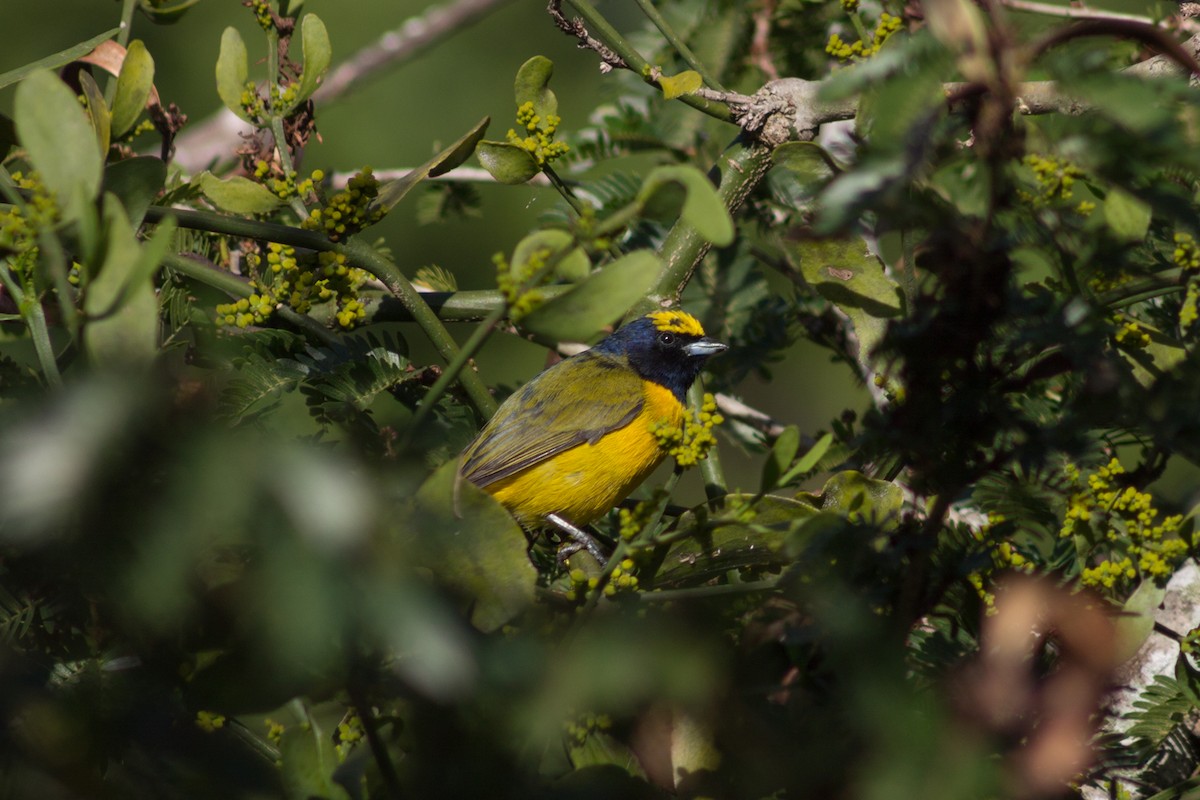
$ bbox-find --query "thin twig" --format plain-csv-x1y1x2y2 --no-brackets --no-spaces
1000,0,1200,33
749,0,780,81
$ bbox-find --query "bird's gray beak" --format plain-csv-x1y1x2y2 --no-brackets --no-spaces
684,338,728,358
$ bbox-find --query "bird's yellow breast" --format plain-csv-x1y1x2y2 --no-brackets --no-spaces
484,381,684,527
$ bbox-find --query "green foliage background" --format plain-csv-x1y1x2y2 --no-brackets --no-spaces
4,0,1200,798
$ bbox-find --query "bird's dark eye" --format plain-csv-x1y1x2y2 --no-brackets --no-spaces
659,332,675,346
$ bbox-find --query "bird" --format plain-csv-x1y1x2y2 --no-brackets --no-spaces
459,310,727,556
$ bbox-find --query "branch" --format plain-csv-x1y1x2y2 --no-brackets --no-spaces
999,0,1200,34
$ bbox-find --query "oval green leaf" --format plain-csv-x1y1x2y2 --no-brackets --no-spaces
1104,186,1151,244
111,39,155,138
14,69,103,223
198,171,283,214
637,165,734,247
293,14,331,110
476,140,539,185
412,460,536,633
215,27,252,123
510,229,589,284
519,250,662,342
514,55,557,118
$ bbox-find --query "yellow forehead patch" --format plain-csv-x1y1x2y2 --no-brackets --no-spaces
648,310,706,337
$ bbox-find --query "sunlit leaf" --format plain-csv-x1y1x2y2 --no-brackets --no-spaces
111,39,155,138
197,171,284,214
215,27,252,123
292,14,331,110
514,55,557,118
659,69,703,100
476,140,539,185
519,250,661,342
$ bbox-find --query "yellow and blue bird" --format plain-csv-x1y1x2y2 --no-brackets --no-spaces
459,310,726,545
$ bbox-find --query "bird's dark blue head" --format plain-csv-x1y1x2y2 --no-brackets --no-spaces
592,311,727,401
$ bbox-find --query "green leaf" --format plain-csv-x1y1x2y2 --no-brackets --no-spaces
0,27,121,91
659,69,703,100
1115,579,1166,663
292,14,331,110
280,701,352,800
771,141,837,196
476,140,539,185
83,195,167,368
568,730,648,777
787,234,903,373
778,431,835,487
197,172,284,214
637,165,734,247
78,70,111,159
805,470,903,524
14,69,103,223
215,27,252,123
1117,321,1187,389
509,229,589,283
103,156,167,228
514,55,557,118
371,116,491,211
110,39,155,138
412,460,537,633
1104,186,1152,243
761,425,801,492
519,250,662,342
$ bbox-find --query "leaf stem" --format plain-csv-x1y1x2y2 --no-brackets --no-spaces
632,0,726,91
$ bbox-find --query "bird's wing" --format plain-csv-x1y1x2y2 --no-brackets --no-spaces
460,352,645,488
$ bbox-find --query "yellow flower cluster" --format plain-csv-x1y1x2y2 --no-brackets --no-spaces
216,242,368,330
1020,153,1084,207
1061,458,1187,594
841,0,859,10
254,162,323,201
302,168,384,243
505,101,569,167
494,249,546,321
825,13,903,62
240,81,266,122
335,713,364,762
652,393,724,467
195,710,226,732
617,494,665,542
0,172,57,260
564,711,613,746
1113,318,1150,349
967,512,1020,615
249,0,272,31
1174,232,1200,271
264,717,285,745
1182,280,1199,330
